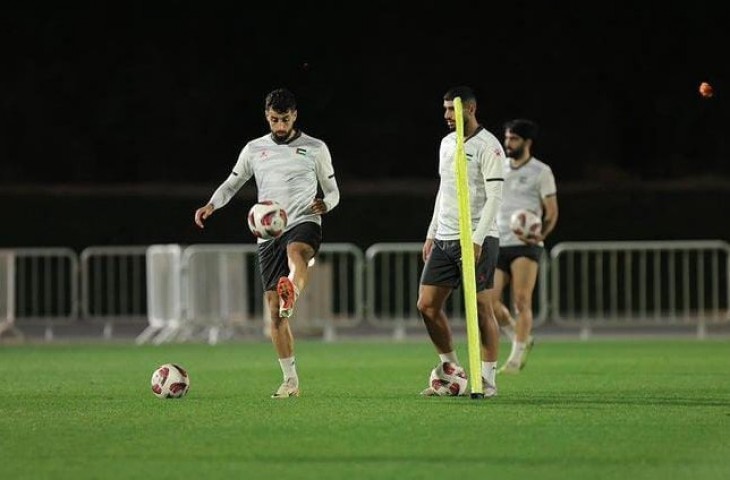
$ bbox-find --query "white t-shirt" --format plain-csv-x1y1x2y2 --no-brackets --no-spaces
498,156,556,247
208,130,340,240
427,126,505,245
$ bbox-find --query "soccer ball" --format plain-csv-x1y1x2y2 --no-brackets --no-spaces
151,363,190,399
509,209,542,238
247,201,288,240
428,361,468,396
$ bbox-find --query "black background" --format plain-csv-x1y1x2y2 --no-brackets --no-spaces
3,2,728,184
1,2,729,249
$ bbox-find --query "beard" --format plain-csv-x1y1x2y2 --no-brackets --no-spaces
273,129,292,141
506,146,525,159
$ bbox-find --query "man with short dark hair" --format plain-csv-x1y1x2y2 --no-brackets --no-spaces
492,119,558,374
417,86,505,397
194,88,340,398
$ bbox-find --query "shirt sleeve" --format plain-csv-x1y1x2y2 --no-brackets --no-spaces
539,166,557,198
315,142,340,212
473,145,505,245
208,144,254,209
426,190,441,239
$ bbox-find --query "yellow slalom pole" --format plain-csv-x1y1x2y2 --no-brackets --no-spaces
453,97,483,399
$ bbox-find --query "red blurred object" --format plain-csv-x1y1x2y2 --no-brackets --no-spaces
699,82,714,98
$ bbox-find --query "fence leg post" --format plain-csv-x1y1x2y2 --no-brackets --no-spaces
393,320,406,341
579,321,591,341
208,326,219,345
696,318,707,340
103,321,113,340
324,322,337,342
44,324,54,342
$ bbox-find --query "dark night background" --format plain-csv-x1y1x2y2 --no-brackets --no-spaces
1,2,729,250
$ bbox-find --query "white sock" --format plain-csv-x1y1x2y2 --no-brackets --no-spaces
508,341,526,364
439,351,459,364
501,323,516,342
279,356,298,385
482,361,497,385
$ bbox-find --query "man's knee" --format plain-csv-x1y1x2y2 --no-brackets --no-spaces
417,296,439,318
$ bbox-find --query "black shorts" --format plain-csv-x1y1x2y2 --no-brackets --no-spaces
496,245,544,273
257,221,322,291
420,237,499,291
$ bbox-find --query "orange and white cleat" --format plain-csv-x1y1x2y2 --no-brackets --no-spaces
276,277,298,318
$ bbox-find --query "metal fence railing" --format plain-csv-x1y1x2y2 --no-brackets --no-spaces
550,240,730,338
80,246,148,338
2,240,728,342
364,243,550,338
1,248,78,340
136,243,366,344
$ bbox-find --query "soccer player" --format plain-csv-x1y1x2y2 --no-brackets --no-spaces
492,119,558,374
418,86,505,397
194,88,340,398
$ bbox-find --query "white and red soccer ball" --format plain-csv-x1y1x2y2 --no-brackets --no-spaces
509,209,542,238
247,201,288,240
428,361,468,396
151,363,190,399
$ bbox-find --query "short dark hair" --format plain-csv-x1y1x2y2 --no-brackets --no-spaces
504,118,539,141
443,86,476,103
265,88,297,113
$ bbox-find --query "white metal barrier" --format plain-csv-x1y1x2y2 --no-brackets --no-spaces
550,240,730,338
0,248,78,340
364,243,549,338
137,245,184,345
0,250,17,338
365,243,433,338
80,246,148,339
179,244,259,344
293,242,365,340
4,241,729,342
137,243,365,344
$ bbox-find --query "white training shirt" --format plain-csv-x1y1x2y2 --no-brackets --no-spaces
208,130,340,241
497,156,556,247
427,126,505,245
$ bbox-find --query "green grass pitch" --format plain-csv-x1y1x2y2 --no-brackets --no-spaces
1,339,729,480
